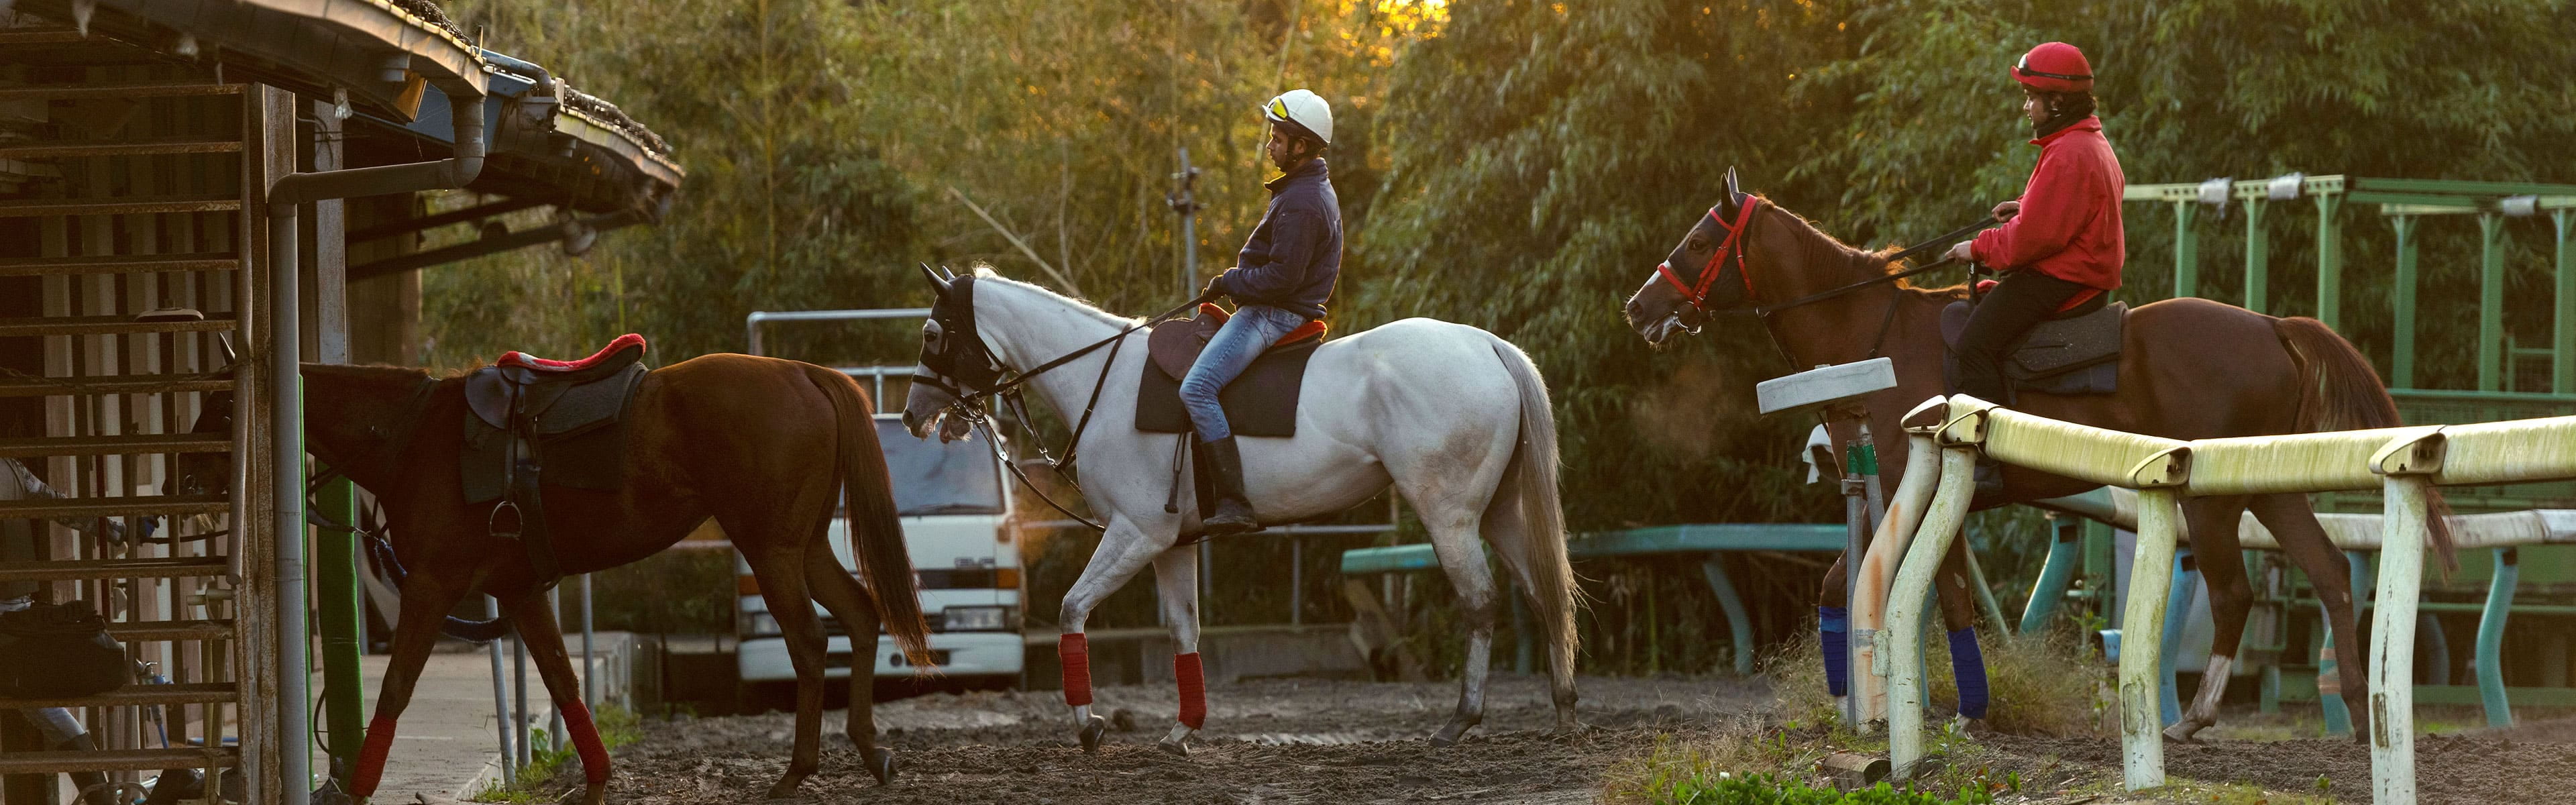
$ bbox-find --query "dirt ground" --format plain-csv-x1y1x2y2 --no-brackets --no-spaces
574,676,2576,804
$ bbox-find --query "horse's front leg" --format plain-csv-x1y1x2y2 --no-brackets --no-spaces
1148,544,1205,755
500,590,611,805
348,565,473,800
1056,516,1171,753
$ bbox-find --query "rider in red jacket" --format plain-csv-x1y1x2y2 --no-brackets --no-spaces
1943,41,2126,494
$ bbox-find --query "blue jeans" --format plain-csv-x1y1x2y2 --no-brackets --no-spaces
1180,305,1307,441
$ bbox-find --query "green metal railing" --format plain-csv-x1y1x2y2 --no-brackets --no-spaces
2125,175,2576,395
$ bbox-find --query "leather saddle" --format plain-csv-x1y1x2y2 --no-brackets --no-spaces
1134,304,1328,439
1939,296,2126,398
1147,303,1328,380
460,333,651,586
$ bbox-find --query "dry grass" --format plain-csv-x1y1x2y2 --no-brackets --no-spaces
1762,618,2110,739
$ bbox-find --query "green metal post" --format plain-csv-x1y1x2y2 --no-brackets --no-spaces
2159,552,2196,727
2392,215,2420,389
2020,520,2081,634
2244,198,2269,314
2173,200,2199,299
2083,519,2115,623
2316,193,2345,329
2479,212,2508,392
2318,598,2353,737
316,468,367,767
2476,548,2518,728
1963,535,2012,638
2555,209,2573,394
1700,555,1756,677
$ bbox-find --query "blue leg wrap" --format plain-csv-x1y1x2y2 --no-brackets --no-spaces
1819,606,1850,697
1949,627,1990,720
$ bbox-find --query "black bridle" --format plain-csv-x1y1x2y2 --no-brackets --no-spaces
913,267,1205,532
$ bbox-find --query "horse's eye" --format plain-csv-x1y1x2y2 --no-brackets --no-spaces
1687,237,1707,253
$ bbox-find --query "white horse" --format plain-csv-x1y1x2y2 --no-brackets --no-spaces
900,265,1580,753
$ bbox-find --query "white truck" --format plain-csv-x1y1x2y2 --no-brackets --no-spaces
735,309,1024,699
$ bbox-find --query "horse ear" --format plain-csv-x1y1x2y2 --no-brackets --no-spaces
1724,166,1748,211
215,332,239,367
919,262,950,297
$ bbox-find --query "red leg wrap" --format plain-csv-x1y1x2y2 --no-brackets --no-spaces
1059,633,1093,707
352,714,398,797
1175,652,1207,730
557,699,612,785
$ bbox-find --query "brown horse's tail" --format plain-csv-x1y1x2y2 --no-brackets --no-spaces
804,364,934,665
2273,316,2457,572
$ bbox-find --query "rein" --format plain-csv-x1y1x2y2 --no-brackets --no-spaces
1654,209,1994,368
1749,217,1993,317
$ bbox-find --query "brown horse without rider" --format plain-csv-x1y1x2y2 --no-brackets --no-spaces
1624,188,2453,741
181,350,928,803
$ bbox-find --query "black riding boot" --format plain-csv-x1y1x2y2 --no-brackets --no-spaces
1198,436,1262,536
53,734,121,805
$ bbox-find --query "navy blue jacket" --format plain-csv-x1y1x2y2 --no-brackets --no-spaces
1215,158,1342,319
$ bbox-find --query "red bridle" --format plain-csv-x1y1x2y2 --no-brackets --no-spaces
1653,197,1761,311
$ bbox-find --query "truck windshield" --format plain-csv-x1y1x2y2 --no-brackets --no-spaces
873,419,1005,516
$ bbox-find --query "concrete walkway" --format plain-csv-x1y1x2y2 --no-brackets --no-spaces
319,634,637,803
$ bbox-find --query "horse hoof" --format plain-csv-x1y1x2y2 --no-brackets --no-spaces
1079,714,1110,755
1157,737,1191,757
2161,720,2206,744
765,780,800,800
867,747,898,785
1430,718,1479,747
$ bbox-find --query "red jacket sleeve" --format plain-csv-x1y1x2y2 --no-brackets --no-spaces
1971,149,2095,270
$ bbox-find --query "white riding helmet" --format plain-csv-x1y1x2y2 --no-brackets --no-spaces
1263,89,1333,146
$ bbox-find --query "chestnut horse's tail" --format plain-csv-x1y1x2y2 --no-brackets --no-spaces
2273,316,2457,571
804,364,933,664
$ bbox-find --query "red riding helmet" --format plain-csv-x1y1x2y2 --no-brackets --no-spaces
2013,42,2093,93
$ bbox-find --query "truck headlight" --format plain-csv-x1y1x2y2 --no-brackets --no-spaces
941,605,1016,632
738,610,780,638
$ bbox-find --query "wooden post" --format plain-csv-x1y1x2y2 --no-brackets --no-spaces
2119,487,2183,791
2371,474,2433,805
238,82,297,805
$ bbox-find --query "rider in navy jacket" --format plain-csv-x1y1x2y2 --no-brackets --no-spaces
1185,89,1343,537
1212,156,1342,320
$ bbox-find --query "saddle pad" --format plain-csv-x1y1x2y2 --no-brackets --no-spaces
1133,340,1320,438
1939,300,2127,380
461,364,648,504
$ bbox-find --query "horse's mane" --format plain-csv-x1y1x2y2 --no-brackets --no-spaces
1759,199,1970,303
968,264,1144,328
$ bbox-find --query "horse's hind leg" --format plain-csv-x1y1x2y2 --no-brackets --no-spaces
1424,515,1499,747
2164,494,2255,742
2249,492,2367,742
1147,545,1204,755
500,589,612,805
1817,554,1854,701
1933,541,1990,722
347,567,471,800
803,538,896,783
1057,517,1172,753
729,513,835,797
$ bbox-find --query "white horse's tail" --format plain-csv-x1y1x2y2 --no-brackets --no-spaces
1483,334,1579,712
